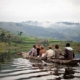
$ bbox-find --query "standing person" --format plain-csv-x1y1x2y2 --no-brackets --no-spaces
64,43,75,60
46,45,55,59
54,44,62,59
29,45,37,56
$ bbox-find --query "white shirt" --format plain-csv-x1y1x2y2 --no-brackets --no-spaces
46,49,55,58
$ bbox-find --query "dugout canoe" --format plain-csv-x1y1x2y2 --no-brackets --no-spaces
18,52,80,65
26,56,80,65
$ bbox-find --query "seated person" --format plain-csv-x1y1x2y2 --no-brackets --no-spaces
64,43,75,60
46,45,55,59
36,44,40,56
54,44,62,59
29,45,37,56
39,45,46,60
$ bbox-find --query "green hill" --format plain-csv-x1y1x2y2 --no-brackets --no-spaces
0,21,80,42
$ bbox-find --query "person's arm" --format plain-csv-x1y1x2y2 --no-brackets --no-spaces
33,49,37,56
39,50,42,57
73,51,75,58
53,50,55,57
59,49,62,55
64,49,68,58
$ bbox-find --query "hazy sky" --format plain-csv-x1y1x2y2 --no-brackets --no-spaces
0,0,80,23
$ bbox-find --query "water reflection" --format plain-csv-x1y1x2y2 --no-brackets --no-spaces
0,58,80,80
28,59,80,80
0,52,80,80
0,49,22,64
63,67,75,79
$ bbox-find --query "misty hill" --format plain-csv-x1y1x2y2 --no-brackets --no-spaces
0,21,80,42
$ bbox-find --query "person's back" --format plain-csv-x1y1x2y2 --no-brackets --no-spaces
39,46,46,57
46,46,55,59
64,43,75,60
54,44,62,59
54,49,62,58
29,45,37,56
36,44,40,56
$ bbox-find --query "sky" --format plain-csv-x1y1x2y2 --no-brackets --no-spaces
0,0,80,23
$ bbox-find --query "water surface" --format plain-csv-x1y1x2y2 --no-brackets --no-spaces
0,57,80,80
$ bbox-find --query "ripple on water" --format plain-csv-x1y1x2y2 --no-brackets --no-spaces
0,58,80,80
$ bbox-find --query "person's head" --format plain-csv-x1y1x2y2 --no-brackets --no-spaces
55,44,59,49
36,44,40,48
66,43,70,47
49,45,52,49
33,45,36,48
40,45,44,49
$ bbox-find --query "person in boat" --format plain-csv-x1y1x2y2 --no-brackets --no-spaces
64,43,75,60
29,45,37,56
36,44,40,56
46,45,55,59
39,45,46,59
54,44,62,59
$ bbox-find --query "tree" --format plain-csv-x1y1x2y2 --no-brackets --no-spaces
17,31,23,36
7,34,11,45
0,32,5,41
19,31,23,36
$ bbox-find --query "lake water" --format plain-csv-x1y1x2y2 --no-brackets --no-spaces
0,53,80,80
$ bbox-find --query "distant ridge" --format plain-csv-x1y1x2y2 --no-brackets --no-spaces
0,21,80,42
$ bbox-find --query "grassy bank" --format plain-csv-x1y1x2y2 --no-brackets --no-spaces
0,29,80,53
0,39,80,54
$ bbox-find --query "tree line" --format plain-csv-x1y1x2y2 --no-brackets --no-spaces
0,29,23,45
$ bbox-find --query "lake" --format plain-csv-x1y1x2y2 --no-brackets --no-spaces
0,53,80,80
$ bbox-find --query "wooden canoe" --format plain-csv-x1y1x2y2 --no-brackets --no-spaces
26,56,80,65
18,52,80,65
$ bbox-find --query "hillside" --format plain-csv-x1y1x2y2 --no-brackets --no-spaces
0,21,80,42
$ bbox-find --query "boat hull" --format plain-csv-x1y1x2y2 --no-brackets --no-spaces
19,52,80,65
